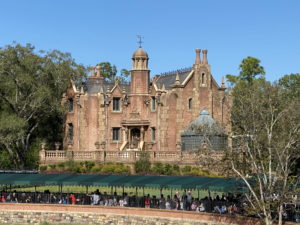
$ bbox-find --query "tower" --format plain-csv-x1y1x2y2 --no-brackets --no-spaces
130,48,150,94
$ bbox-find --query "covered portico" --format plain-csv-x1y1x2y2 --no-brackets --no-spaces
121,120,150,151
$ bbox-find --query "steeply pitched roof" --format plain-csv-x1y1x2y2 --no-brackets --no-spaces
155,67,192,90
78,79,130,94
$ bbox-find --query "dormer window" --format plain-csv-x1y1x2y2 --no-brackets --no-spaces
113,97,121,111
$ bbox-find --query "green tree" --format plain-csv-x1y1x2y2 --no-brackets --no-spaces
228,78,300,225
226,56,265,86
0,43,86,168
97,62,117,82
278,73,300,99
96,62,130,83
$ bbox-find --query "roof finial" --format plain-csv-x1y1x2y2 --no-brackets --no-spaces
175,72,180,85
221,77,226,88
136,34,143,48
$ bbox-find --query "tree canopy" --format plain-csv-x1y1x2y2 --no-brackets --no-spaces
226,56,265,86
96,62,130,83
0,43,86,169
227,57,300,225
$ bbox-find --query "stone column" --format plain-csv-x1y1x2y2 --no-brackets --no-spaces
141,127,145,142
128,128,132,148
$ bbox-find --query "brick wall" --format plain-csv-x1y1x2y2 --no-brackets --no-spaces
0,203,262,225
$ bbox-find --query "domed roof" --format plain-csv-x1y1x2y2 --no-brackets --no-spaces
190,109,215,127
132,48,148,58
182,109,226,135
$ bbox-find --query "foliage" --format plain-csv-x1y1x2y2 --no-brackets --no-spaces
0,42,86,169
226,56,265,86
134,150,151,174
227,58,300,225
96,62,130,83
43,161,129,174
278,73,300,99
39,165,47,172
0,150,14,169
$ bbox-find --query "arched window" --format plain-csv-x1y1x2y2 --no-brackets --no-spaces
68,98,73,112
188,98,192,110
68,123,74,143
151,96,156,111
201,73,205,85
151,127,156,142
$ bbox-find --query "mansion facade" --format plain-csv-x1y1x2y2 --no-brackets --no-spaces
63,47,230,152
40,47,230,167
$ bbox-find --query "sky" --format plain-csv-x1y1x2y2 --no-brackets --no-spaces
0,0,299,85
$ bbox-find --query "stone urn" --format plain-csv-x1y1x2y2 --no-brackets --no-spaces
54,142,61,150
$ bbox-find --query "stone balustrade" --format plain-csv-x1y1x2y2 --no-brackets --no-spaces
40,149,224,166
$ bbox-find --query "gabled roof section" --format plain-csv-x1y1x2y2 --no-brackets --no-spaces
78,79,130,94
155,67,192,90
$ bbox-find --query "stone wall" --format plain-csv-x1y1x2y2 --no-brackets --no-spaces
0,203,262,225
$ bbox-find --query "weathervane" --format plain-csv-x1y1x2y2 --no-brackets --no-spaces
136,35,143,48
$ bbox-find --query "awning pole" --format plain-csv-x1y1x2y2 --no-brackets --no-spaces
160,188,162,196
198,189,199,199
34,186,37,193
171,189,173,198
86,186,88,194
135,187,138,196
142,187,144,196
111,186,113,195
122,186,124,195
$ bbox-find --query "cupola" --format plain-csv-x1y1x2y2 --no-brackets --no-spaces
132,48,149,70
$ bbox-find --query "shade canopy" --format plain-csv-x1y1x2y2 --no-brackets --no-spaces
0,174,247,192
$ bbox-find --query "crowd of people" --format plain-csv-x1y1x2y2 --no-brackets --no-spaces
0,189,243,214
0,189,299,221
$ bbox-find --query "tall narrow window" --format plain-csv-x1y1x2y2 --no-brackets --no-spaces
188,98,192,110
151,127,156,142
201,73,205,85
112,128,121,141
151,96,156,111
68,123,74,142
68,98,74,112
113,97,121,111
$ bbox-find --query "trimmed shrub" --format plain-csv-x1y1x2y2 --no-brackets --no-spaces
49,164,56,170
39,165,47,172
151,162,164,174
90,165,103,173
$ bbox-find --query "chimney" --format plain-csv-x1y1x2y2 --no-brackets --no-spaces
91,66,96,77
202,50,208,64
95,66,101,77
195,49,201,64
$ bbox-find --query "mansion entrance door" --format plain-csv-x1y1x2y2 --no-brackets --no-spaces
130,128,140,149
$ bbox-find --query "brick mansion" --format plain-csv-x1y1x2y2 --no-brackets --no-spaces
40,47,231,166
